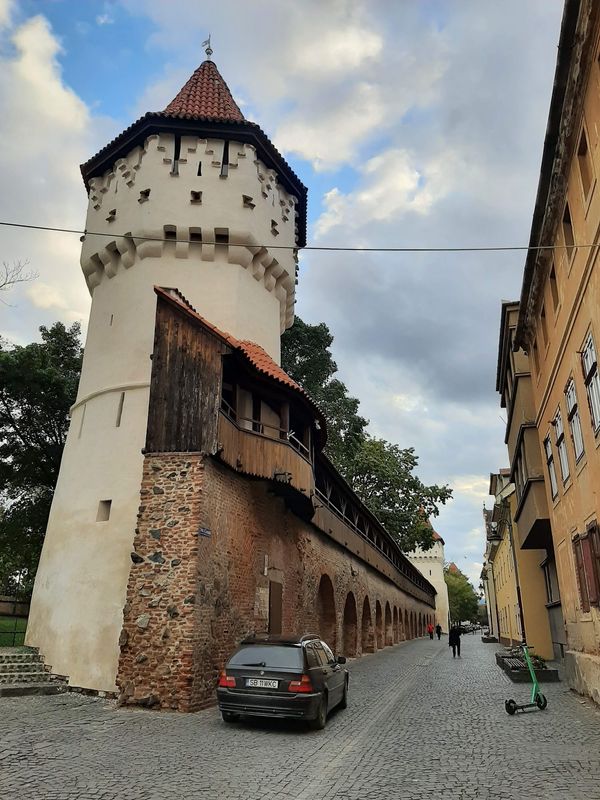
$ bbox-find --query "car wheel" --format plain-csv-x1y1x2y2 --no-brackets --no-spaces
505,699,517,715
310,696,328,730
339,681,348,710
221,711,239,723
535,693,548,710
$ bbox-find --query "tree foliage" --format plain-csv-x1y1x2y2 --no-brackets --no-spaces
0,322,83,596
281,317,368,471
346,437,452,552
444,566,479,623
281,316,452,552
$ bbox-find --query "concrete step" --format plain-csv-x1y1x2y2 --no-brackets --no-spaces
0,671,65,685
0,652,44,665
0,682,67,698
0,662,47,675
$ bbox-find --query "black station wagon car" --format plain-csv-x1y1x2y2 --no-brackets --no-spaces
217,633,348,729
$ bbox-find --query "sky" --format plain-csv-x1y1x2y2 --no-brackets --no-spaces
0,0,565,587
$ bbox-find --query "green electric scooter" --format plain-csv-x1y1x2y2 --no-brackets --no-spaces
504,643,548,714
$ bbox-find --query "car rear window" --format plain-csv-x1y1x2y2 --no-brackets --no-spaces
228,645,303,669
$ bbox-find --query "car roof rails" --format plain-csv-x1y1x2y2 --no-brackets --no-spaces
240,632,320,645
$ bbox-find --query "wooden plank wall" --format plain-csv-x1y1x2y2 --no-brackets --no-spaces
218,413,314,495
146,297,229,453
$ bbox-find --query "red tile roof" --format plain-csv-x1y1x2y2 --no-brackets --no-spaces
164,60,244,122
432,529,444,545
154,287,326,436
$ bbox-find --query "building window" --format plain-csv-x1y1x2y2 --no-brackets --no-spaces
553,409,570,482
577,126,594,199
543,436,558,499
542,557,560,604
549,263,559,311
565,378,585,461
581,333,600,432
562,203,575,262
540,304,548,348
532,339,540,375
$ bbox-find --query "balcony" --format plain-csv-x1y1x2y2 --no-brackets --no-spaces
217,407,314,512
513,477,552,550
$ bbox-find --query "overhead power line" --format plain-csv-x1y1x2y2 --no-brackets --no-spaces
0,219,592,254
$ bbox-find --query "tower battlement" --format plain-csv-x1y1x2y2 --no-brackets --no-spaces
83,134,298,331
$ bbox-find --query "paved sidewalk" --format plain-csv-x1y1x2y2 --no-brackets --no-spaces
1,636,599,799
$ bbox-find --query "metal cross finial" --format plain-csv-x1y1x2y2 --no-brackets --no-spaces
202,35,213,60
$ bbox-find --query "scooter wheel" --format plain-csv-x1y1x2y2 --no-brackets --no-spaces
535,693,548,710
505,699,517,715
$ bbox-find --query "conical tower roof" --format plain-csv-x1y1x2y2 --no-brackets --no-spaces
81,58,308,246
163,60,245,122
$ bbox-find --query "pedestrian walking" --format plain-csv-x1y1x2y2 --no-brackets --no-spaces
449,624,461,658
435,623,442,640
427,622,434,640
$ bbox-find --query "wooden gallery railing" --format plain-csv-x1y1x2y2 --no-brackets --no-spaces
217,403,314,496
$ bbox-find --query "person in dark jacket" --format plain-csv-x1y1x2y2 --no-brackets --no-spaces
448,625,461,658
435,623,442,640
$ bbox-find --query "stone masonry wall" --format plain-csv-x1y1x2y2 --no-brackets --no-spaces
117,453,435,712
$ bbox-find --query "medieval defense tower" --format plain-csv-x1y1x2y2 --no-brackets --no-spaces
26,57,307,691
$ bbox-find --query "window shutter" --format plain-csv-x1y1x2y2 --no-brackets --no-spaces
573,537,591,613
581,535,599,606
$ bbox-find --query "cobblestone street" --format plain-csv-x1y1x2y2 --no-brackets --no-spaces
1,636,599,800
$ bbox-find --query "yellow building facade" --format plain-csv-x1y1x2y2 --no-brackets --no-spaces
511,0,600,703
484,470,555,659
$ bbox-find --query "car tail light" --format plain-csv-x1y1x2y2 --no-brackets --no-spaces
218,671,236,688
287,675,314,693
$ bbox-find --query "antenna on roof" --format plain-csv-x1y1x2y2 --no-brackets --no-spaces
202,35,213,60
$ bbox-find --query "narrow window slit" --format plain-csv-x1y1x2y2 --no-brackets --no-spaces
171,136,181,176
116,392,125,428
97,500,112,522
220,141,229,178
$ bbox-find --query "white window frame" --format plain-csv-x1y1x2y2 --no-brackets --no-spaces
565,378,585,462
554,409,570,482
544,435,558,499
582,333,600,432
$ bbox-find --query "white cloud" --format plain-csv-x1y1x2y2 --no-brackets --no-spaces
316,147,460,234
0,0,13,28
275,82,385,172
450,475,490,502
96,14,114,26
0,11,111,344
26,282,68,310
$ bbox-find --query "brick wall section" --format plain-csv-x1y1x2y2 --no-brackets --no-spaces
117,453,436,712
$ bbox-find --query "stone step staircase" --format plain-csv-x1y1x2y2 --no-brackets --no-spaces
0,648,68,697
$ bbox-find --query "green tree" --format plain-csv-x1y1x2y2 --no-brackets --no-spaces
281,316,368,471
281,317,451,552
445,566,479,623
0,322,83,596
346,437,452,552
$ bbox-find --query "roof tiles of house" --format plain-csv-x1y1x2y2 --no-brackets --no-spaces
154,286,326,434
163,60,245,122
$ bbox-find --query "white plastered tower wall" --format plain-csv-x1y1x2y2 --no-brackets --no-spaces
26,120,300,689
406,539,450,633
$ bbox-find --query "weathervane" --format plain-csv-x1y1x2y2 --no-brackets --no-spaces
202,35,213,60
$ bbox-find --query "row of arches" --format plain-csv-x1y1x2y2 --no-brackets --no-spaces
317,575,435,657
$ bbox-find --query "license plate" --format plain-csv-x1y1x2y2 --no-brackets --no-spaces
246,678,278,689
